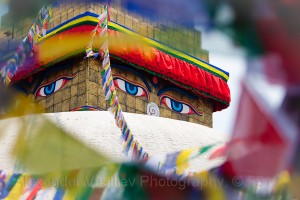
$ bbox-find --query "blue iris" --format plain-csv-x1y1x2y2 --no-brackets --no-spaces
171,99,183,112
44,82,56,95
125,82,138,95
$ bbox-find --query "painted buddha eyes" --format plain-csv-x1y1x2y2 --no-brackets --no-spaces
160,94,202,116
36,75,76,97
113,74,201,116
113,75,149,99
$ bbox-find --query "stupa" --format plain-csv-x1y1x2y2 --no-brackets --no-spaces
0,1,230,180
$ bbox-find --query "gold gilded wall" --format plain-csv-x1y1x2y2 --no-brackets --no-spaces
3,2,213,127
19,58,213,127
1,2,209,61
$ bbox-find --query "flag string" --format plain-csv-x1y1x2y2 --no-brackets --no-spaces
86,5,149,161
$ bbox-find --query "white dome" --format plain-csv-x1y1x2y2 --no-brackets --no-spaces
0,111,228,173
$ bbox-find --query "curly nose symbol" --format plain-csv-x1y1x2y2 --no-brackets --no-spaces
146,102,160,117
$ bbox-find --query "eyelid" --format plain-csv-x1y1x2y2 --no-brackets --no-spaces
111,64,152,92
35,74,76,97
159,94,202,115
157,87,197,100
112,75,149,100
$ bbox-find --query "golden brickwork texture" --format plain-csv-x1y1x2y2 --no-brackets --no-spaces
30,59,89,112
23,58,212,127
1,2,209,62
3,2,213,127
112,67,213,127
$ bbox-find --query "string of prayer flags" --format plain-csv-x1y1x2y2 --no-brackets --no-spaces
158,144,215,175
0,165,293,200
86,5,149,161
0,85,44,120
11,115,119,198
0,5,52,86
208,144,228,160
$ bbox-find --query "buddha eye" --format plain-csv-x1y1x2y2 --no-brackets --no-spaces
160,94,202,116
36,75,76,97
113,76,148,99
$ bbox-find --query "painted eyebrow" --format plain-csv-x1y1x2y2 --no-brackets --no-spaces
111,64,152,92
157,86,197,100
32,63,74,94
